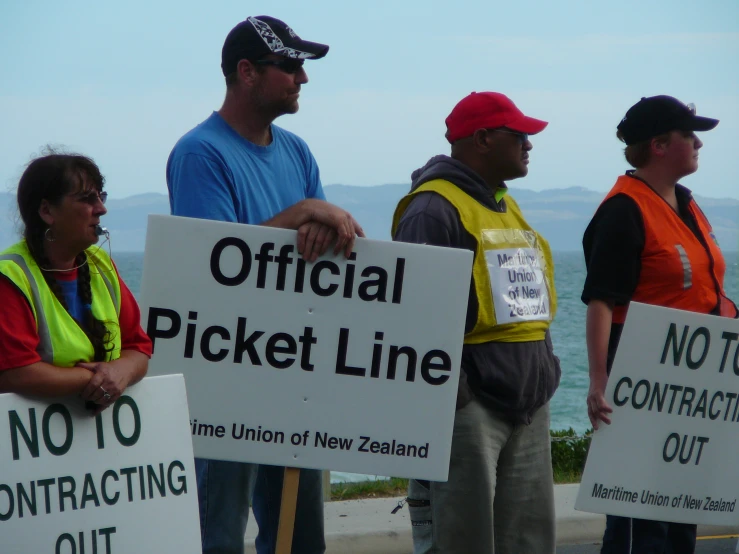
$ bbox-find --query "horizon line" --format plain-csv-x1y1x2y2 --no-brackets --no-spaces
3,185,737,203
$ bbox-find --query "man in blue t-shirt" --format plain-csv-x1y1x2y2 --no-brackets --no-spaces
166,15,363,554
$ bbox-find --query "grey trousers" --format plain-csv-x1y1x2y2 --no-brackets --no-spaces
407,398,555,554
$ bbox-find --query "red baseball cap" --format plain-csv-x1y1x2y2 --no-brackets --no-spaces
445,92,548,143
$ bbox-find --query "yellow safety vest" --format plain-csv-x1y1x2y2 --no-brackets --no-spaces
0,241,122,366
392,179,557,344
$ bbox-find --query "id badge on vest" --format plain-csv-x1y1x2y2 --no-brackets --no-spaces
482,229,553,324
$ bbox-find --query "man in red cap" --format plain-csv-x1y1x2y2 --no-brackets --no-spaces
392,92,560,553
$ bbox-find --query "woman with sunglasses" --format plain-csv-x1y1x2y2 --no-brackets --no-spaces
0,153,152,413
582,96,738,554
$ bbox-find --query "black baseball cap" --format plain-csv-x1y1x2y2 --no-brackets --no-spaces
616,95,719,145
221,16,329,76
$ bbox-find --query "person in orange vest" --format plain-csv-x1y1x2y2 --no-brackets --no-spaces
582,95,739,554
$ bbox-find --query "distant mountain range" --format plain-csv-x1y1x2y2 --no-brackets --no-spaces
1,185,737,252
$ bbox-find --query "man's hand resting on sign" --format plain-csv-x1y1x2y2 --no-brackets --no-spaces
263,199,365,260
297,222,337,263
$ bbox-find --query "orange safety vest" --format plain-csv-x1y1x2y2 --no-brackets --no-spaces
606,174,737,323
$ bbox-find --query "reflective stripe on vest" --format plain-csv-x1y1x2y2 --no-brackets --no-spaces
392,179,557,344
96,260,119,310
674,244,692,289
0,253,55,362
0,241,122,366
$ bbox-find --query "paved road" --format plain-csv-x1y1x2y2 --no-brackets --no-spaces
558,537,737,553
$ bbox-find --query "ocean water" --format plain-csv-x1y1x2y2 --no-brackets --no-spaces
116,250,738,482
116,250,739,435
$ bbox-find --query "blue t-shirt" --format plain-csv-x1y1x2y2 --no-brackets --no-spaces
57,278,87,324
166,112,325,224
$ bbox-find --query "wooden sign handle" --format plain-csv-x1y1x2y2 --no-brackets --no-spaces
275,467,301,554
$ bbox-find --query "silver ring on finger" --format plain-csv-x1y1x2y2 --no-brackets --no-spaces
100,386,112,401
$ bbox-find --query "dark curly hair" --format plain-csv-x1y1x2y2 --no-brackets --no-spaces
17,152,114,361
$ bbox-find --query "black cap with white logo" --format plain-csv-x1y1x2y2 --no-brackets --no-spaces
617,95,719,145
221,16,329,76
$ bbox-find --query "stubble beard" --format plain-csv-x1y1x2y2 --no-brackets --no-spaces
250,81,299,120
258,97,299,120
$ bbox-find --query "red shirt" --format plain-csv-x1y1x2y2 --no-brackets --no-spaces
0,266,153,370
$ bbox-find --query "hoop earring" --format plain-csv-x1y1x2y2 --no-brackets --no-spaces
44,228,56,242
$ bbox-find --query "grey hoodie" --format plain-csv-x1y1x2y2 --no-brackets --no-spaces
393,155,560,424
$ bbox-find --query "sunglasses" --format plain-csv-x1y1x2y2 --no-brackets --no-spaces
489,128,530,143
75,190,108,205
254,58,305,74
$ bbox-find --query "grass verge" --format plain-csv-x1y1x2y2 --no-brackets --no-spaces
331,477,410,501
329,470,584,501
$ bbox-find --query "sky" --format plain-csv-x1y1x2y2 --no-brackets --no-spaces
1,0,738,200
